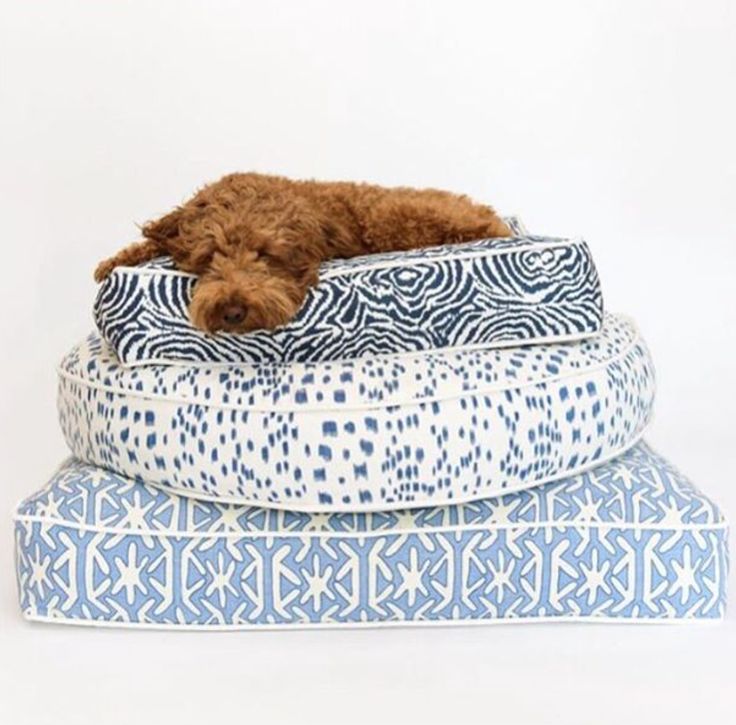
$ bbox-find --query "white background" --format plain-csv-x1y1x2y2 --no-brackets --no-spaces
1,1,734,723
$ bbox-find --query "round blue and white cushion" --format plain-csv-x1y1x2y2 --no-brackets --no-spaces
58,313,655,512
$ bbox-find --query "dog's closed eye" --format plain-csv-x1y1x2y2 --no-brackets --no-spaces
259,236,292,260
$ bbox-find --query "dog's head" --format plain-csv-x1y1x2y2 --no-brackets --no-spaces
189,245,309,334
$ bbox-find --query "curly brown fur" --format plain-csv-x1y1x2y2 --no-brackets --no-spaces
95,173,512,333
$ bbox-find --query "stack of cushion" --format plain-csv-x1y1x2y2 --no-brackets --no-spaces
15,217,727,628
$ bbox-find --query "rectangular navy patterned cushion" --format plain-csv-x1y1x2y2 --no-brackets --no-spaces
15,443,727,628
94,217,605,365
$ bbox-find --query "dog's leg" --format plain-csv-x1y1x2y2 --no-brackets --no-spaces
142,207,185,244
94,239,163,281
361,194,511,253
421,196,512,242
443,213,512,242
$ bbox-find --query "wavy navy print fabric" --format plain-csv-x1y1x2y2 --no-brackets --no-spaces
14,443,727,628
93,217,604,365
57,314,655,511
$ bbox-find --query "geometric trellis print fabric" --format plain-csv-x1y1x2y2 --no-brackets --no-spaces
14,443,727,629
57,314,655,512
93,217,605,366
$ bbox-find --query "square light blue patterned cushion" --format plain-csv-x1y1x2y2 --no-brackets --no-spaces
93,217,604,365
14,443,727,628
58,313,654,512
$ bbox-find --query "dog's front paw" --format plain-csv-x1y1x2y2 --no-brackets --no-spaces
94,258,117,282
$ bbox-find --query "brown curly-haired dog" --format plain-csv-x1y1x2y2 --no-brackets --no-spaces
95,173,511,333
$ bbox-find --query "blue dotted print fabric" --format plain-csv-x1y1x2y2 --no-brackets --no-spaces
93,217,604,366
14,443,727,628
58,313,655,512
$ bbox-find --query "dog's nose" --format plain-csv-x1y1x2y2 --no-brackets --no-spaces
222,303,247,326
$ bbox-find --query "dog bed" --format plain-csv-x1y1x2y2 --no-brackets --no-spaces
14,443,727,628
93,217,604,365
58,313,654,512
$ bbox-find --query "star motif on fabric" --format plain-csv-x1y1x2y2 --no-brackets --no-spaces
391,510,419,530
112,543,148,605
670,545,700,605
578,549,611,605
300,554,334,611
488,496,520,524
205,552,238,606
217,505,244,531
83,468,110,489
656,494,686,528
395,548,429,606
39,496,62,520
575,490,601,521
29,545,52,598
304,512,333,532
120,489,157,529
484,551,515,603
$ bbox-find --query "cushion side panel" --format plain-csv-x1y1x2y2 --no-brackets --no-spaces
15,517,727,627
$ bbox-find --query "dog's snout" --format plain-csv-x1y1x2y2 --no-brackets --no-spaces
222,303,247,326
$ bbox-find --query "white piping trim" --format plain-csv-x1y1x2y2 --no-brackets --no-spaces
20,612,724,631
107,237,588,283
57,324,643,414
13,509,726,540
